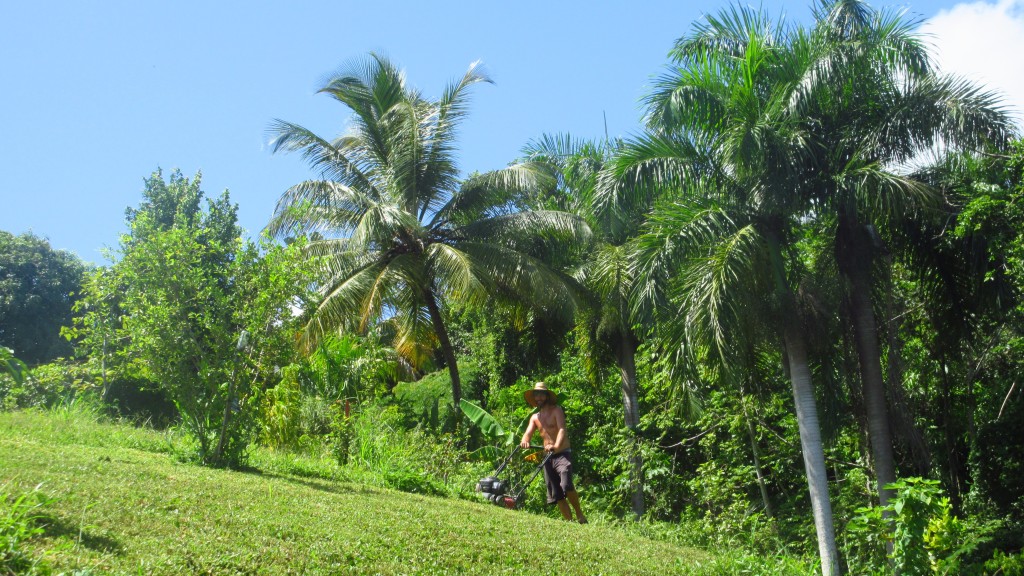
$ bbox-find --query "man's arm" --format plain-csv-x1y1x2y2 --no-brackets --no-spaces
552,407,567,452
520,415,537,448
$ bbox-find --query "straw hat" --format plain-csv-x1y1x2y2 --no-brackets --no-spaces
524,381,558,407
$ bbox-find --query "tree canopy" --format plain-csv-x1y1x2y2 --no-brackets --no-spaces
0,231,85,365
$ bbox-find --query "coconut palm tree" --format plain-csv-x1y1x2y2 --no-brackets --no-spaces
610,7,843,573
266,54,589,410
802,0,1014,508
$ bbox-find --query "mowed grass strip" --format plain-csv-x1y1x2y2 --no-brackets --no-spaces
0,412,713,575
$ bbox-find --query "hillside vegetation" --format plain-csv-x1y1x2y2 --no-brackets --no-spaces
0,410,794,575
5,2,1024,573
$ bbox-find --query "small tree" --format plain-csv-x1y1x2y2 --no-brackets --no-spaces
92,170,308,466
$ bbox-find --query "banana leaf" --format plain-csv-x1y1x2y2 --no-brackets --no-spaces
459,399,506,441
1,348,28,386
467,445,504,462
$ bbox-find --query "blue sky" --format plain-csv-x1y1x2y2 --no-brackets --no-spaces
2,1,1020,263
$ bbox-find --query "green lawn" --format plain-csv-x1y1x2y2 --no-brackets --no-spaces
0,410,798,575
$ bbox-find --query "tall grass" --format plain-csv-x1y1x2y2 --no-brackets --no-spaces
0,401,174,457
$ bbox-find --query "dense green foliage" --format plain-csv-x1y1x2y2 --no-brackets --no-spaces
61,170,314,467
1,1,1023,573
0,232,85,365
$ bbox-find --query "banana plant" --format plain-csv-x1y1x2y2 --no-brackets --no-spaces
1,347,29,386
460,399,537,462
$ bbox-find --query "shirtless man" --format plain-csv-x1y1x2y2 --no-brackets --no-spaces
520,382,587,523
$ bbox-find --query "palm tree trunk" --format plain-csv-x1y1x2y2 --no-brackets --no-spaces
939,355,966,510
784,321,841,576
839,216,897,507
424,288,462,410
617,335,641,428
616,333,645,519
848,269,897,506
767,228,841,575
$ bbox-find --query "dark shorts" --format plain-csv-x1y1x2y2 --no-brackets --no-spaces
542,450,575,504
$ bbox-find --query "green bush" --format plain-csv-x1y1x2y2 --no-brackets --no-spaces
982,550,1024,575
845,477,1008,575
0,357,124,420
345,404,447,495
257,366,303,449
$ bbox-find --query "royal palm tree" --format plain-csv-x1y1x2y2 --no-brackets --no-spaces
803,0,1014,508
611,7,843,573
266,54,589,410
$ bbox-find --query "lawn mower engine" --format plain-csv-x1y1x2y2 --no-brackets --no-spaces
476,476,517,509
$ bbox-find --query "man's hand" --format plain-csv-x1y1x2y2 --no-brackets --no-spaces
520,439,530,449
544,443,555,453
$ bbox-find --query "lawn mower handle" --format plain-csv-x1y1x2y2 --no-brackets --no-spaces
494,445,548,476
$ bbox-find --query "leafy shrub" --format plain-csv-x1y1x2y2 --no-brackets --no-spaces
0,353,75,411
845,477,1007,575
345,404,447,495
298,394,333,437
981,550,1024,576
258,366,303,449
257,368,341,454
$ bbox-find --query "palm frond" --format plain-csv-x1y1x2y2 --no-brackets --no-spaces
299,259,388,350
644,56,732,133
264,180,374,238
459,209,592,260
385,293,437,371
453,241,584,319
266,120,383,200
425,243,493,306
348,202,424,253
671,4,782,65
890,75,1015,158
417,60,494,220
317,53,409,169
629,198,739,322
598,133,715,214
836,161,938,221
433,163,557,227
676,224,767,363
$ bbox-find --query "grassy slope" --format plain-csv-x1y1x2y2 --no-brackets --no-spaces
0,411,729,575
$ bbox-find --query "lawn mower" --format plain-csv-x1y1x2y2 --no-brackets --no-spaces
475,445,552,510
